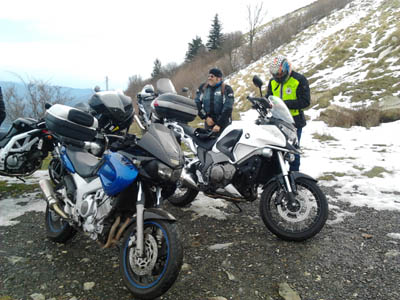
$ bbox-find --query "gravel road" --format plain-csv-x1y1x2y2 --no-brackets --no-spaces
1,185,399,300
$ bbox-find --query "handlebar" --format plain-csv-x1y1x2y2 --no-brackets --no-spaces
247,96,273,109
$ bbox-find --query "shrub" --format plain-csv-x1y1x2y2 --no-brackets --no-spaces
318,104,384,128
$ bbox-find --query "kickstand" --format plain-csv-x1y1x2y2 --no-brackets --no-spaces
17,176,26,183
232,202,242,213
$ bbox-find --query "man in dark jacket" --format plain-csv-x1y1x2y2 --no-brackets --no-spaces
265,55,310,171
0,87,6,126
195,68,234,133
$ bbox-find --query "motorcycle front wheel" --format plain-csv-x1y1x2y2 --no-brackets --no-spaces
167,182,198,207
259,177,328,242
119,220,183,300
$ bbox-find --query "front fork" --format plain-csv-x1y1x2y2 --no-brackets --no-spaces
277,152,298,210
136,182,145,257
135,182,164,257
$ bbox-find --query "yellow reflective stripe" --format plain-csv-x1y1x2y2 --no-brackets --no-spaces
290,109,300,116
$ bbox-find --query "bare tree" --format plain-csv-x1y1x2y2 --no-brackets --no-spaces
221,31,244,72
3,85,27,121
247,2,267,62
161,62,180,79
125,75,146,99
24,79,71,119
3,75,73,121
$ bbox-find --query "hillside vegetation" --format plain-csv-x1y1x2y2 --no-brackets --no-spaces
125,0,352,104
227,0,400,126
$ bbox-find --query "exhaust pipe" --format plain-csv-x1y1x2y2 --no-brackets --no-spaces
39,179,69,219
179,169,199,190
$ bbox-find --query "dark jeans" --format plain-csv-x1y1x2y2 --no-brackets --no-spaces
290,127,302,172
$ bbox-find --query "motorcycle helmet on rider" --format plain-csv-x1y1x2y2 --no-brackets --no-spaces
269,55,292,84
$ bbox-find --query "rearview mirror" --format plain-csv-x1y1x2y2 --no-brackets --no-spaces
252,75,263,89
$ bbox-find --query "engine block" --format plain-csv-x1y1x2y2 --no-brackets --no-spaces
208,163,236,187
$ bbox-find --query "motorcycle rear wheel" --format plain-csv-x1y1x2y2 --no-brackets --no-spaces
119,220,183,299
259,177,328,242
45,204,76,243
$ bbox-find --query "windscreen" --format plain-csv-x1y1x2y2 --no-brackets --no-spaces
268,96,295,125
156,78,177,94
137,123,183,168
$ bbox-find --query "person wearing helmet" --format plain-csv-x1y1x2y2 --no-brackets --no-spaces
195,68,234,133
266,55,310,172
0,86,6,127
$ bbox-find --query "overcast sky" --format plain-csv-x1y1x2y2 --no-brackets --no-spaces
0,0,316,90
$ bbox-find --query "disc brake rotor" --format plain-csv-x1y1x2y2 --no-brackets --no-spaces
128,233,158,276
276,191,312,223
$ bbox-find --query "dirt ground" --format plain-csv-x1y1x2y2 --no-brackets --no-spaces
1,185,399,300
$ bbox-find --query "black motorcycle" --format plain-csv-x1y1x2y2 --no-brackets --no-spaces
0,117,54,177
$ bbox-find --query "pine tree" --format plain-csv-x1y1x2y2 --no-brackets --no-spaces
206,14,224,51
185,36,205,62
151,58,162,79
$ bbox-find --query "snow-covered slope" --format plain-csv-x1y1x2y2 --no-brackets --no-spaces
229,0,400,111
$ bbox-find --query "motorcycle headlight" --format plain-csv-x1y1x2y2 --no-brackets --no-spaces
145,160,182,182
285,153,296,162
158,163,182,182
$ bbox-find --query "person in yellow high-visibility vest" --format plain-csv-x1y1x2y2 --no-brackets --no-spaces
265,55,310,172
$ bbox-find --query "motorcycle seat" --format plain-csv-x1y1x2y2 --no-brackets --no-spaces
65,146,101,178
179,124,219,150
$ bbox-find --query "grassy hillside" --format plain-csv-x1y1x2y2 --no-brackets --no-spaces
227,0,400,122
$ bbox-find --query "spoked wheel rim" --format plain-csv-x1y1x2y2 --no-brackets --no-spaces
123,222,169,288
268,182,322,233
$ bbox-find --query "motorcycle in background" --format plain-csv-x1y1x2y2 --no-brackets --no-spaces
0,116,54,178
42,91,185,299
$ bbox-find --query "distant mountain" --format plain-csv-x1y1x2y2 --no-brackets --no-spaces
0,81,94,107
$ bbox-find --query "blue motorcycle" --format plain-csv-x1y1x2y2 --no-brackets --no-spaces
41,91,185,300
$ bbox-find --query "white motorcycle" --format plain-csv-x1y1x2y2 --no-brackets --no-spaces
148,76,328,241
